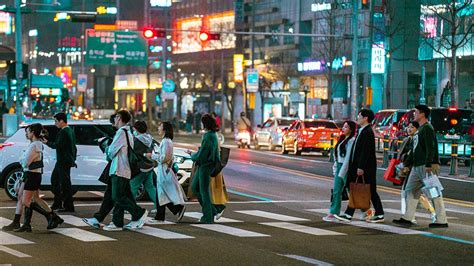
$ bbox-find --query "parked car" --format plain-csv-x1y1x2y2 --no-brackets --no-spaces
281,119,340,156
372,109,409,152
0,120,192,200
254,117,298,150
395,107,472,165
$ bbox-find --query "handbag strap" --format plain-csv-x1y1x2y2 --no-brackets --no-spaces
123,128,132,150
355,175,366,184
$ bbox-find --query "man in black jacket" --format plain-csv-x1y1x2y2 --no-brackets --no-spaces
335,109,384,223
45,112,77,212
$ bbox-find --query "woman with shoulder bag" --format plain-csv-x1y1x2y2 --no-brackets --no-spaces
146,121,186,223
14,123,63,232
323,121,356,222
186,114,221,224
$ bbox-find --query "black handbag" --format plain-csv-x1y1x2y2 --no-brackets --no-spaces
98,162,112,184
211,147,230,177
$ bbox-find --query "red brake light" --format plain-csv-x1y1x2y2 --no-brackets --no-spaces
450,119,458,126
448,108,457,112
0,142,14,150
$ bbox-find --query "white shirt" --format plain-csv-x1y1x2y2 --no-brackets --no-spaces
20,141,43,173
106,125,134,179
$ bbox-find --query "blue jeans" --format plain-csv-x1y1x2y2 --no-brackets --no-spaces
329,162,346,215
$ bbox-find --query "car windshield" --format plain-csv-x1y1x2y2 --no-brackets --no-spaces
304,121,338,129
277,119,295,126
431,109,472,135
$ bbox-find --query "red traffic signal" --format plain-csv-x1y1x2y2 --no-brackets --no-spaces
143,28,166,39
199,31,220,42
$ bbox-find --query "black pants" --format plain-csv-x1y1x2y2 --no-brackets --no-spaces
155,203,184,221
93,178,114,222
345,182,384,216
51,164,74,209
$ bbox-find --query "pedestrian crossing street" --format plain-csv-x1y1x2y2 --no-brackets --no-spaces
0,208,436,248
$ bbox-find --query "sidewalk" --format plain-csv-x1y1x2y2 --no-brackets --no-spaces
171,131,473,181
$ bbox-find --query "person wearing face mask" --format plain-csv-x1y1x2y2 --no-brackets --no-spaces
323,121,357,222
146,121,186,223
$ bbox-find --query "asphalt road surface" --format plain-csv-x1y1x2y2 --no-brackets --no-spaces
0,140,473,265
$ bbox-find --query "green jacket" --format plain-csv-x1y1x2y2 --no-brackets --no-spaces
191,131,220,168
412,122,439,167
47,126,77,166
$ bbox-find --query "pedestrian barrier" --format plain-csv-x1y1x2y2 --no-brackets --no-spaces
469,141,474,178
449,141,458,175
382,134,390,168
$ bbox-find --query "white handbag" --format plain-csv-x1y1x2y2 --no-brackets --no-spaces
421,173,443,199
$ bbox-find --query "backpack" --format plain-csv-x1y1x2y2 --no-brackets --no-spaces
123,129,141,178
133,137,157,171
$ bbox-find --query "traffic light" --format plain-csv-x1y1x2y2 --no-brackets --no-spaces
199,31,220,42
143,28,166,40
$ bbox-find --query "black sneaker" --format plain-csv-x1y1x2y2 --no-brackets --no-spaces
429,223,448,228
334,214,352,223
392,218,414,227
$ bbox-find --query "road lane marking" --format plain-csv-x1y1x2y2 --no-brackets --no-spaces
382,208,458,220
60,215,89,227
184,212,242,223
278,254,333,266
191,224,270,237
129,226,194,239
51,228,116,242
0,245,31,258
235,210,309,222
306,209,429,235
261,222,346,236
0,217,13,227
226,189,274,202
0,232,34,245
422,233,474,245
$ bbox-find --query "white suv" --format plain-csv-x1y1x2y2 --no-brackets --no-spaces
0,120,192,200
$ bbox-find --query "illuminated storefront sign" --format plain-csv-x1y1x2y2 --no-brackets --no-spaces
31,88,62,96
55,67,73,85
331,56,352,70
311,3,331,12
233,54,244,83
0,12,12,34
297,61,323,72
371,43,385,74
150,0,172,7
173,11,236,54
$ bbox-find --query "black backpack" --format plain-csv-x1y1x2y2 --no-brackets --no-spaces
123,129,141,178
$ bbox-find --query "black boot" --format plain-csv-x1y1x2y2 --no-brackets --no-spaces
14,207,32,232
2,214,21,231
30,202,63,229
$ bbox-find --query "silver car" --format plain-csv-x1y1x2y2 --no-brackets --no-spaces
254,117,298,150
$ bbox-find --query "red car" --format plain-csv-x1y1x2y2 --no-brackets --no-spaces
281,119,340,156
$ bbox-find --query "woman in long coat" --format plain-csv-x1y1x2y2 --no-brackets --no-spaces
148,121,186,222
187,114,221,224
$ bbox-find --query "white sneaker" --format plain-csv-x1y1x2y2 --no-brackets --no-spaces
146,218,167,225
103,222,123,231
124,221,140,230
136,209,149,229
215,208,225,221
322,214,337,222
82,217,100,229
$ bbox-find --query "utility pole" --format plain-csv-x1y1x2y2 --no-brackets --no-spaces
14,0,22,123
350,0,359,120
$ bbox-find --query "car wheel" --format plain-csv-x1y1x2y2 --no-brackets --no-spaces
269,139,276,151
254,139,260,150
4,168,23,201
281,143,289,154
293,142,301,155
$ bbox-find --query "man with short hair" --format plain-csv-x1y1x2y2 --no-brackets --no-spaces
103,110,148,231
393,105,447,228
45,112,77,212
335,109,385,223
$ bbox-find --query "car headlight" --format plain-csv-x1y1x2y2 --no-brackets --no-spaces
173,155,185,164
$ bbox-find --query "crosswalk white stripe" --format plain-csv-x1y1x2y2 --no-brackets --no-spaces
184,212,242,223
235,210,309,221
0,231,34,245
0,217,13,228
0,245,31,258
51,228,116,242
192,224,270,237
129,226,194,239
278,254,334,266
382,208,457,220
123,213,176,225
260,222,346,236
306,209,430,235
60,215,89,227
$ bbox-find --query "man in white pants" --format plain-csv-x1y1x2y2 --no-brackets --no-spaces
393,105,447,228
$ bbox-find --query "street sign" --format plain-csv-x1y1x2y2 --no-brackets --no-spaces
85,30,148,66
77,74,87,92
162,79,175,93
246,69,259,93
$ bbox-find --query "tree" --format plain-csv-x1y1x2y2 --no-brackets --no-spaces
420,0,473,107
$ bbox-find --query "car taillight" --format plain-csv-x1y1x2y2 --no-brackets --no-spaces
450,119,458,126
0,142,14,150
448,108,457,112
